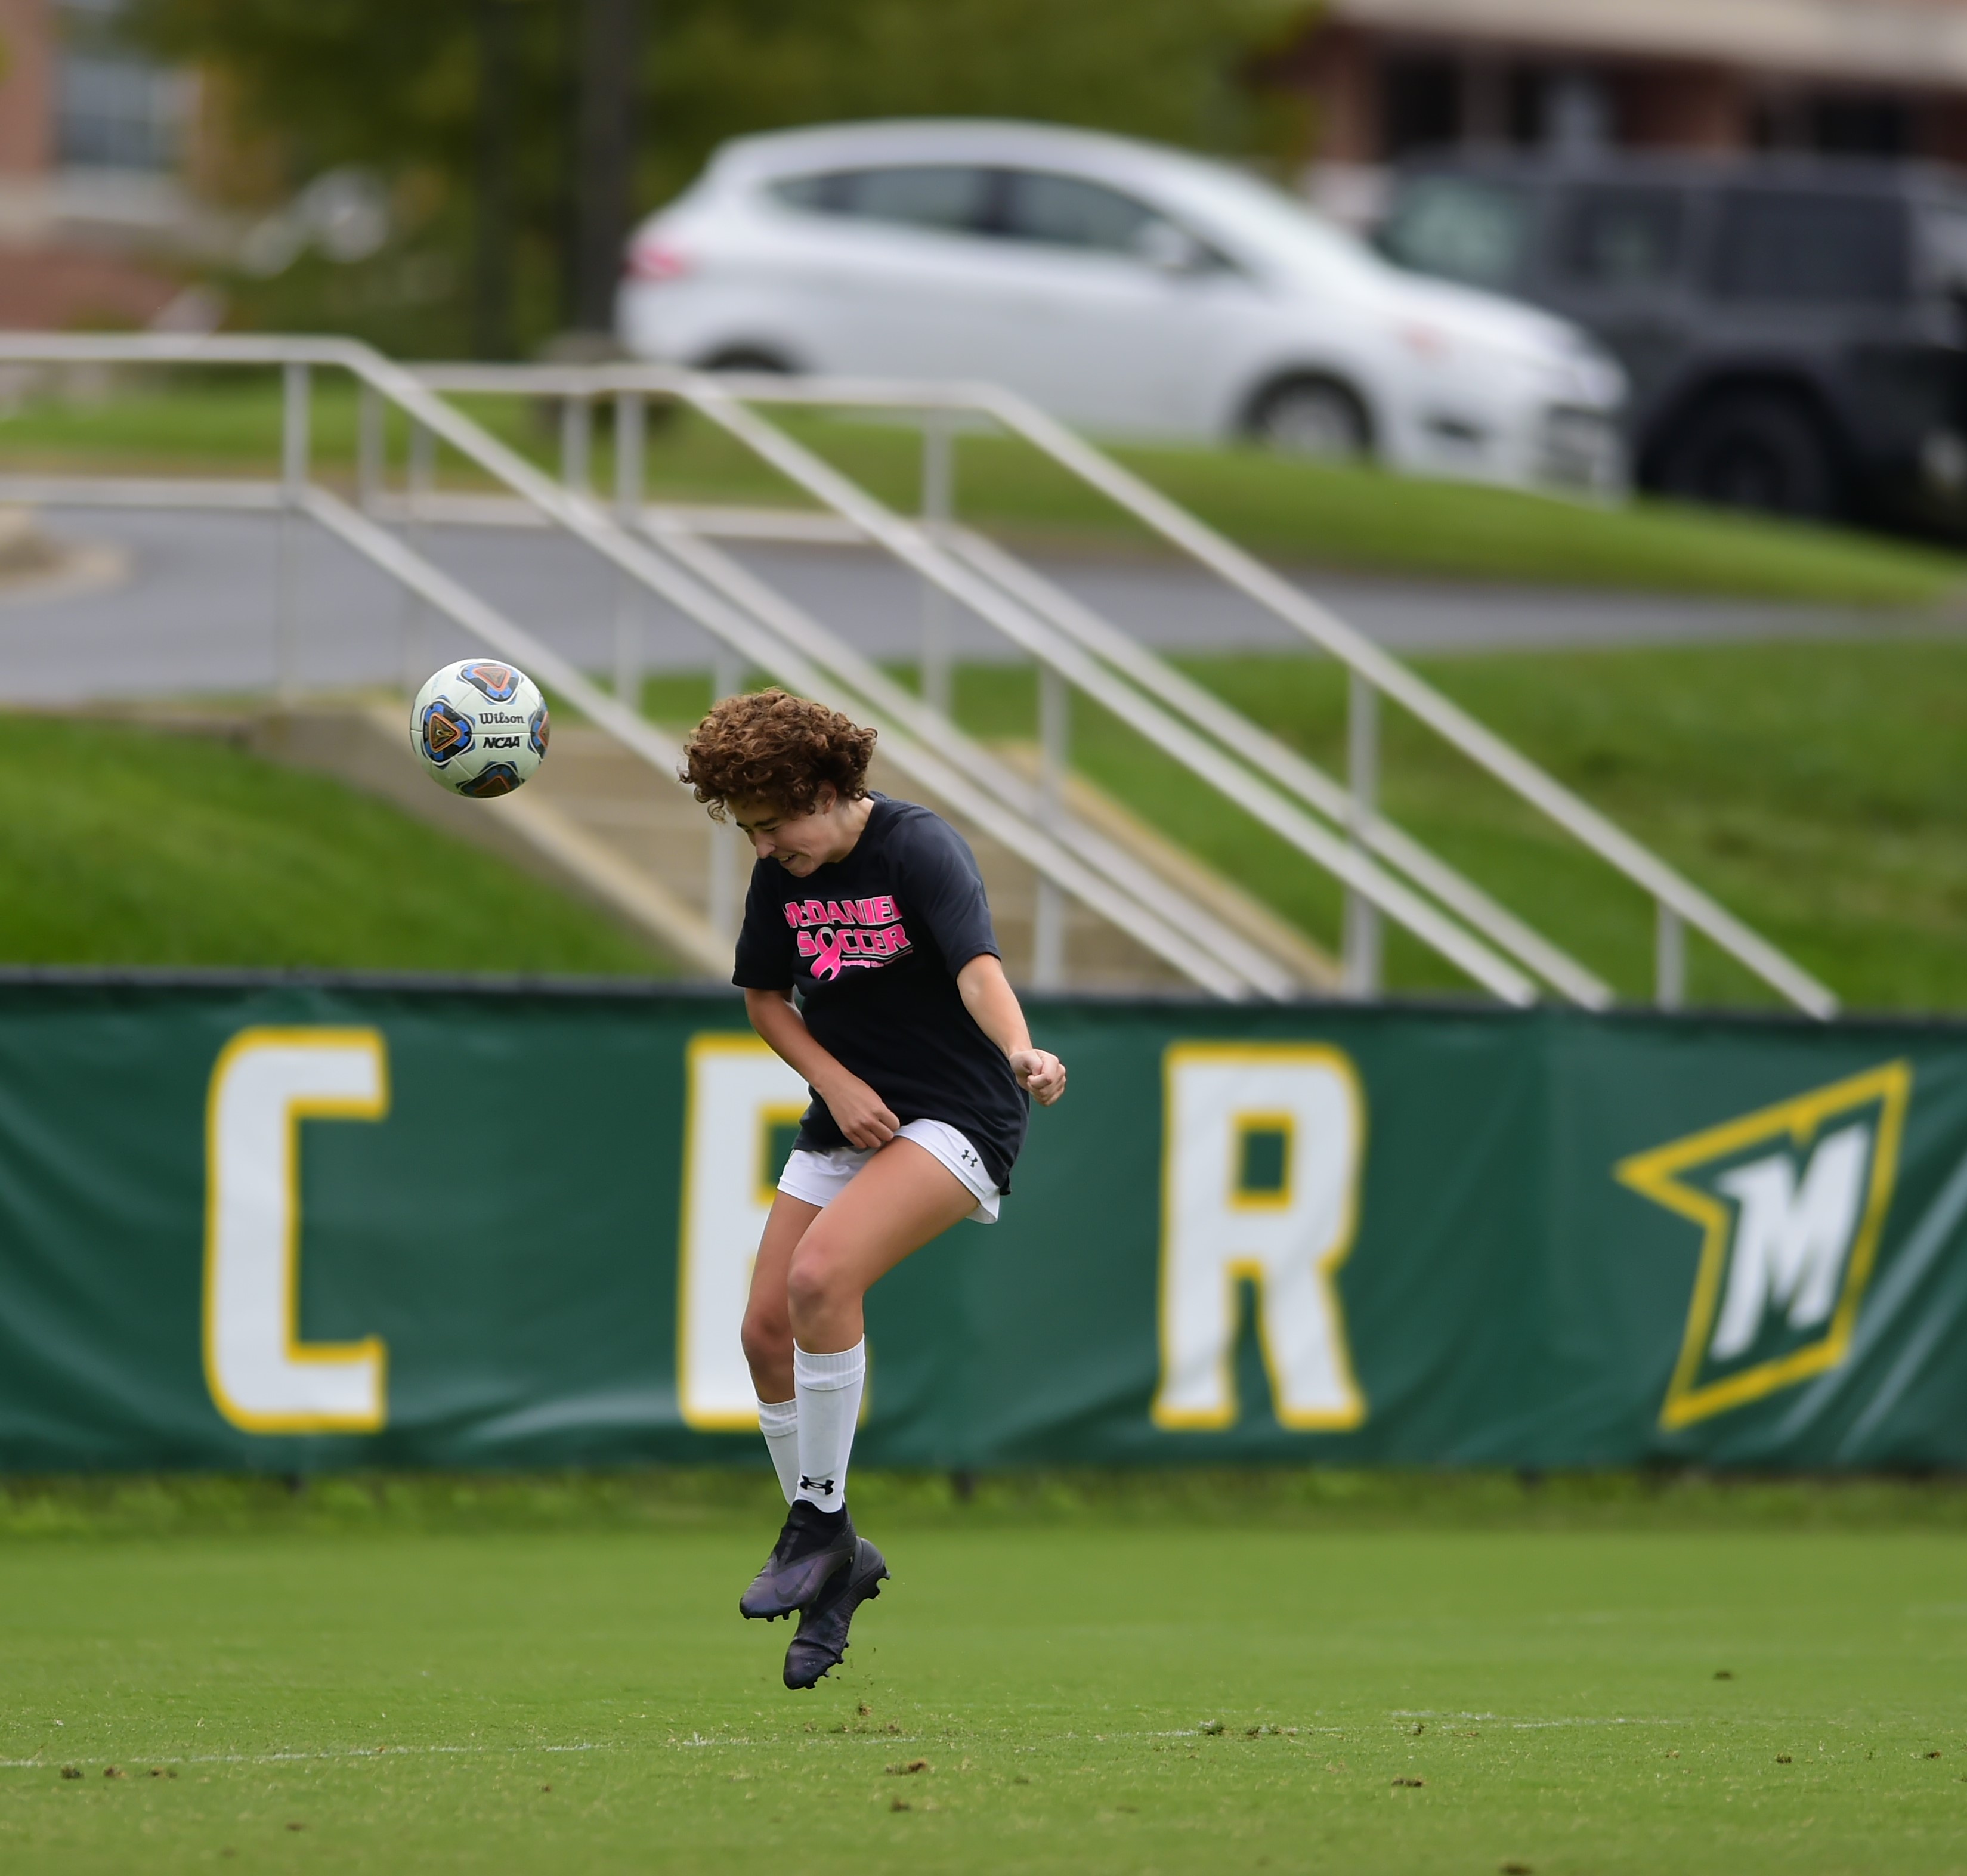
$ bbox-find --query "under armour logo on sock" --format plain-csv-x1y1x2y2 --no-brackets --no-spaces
799,1475,837,1496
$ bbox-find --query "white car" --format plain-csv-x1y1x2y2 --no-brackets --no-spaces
618,119,1626,494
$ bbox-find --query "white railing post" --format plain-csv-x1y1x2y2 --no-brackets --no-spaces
561,394,591,494
920,412,955,717
276,360,309,708
1656,901,1685,1010
356,379,385,515
401,416,435,694
1343,668,1381,998
613,390,645,709
1033,663,1069,989
707,643,744,941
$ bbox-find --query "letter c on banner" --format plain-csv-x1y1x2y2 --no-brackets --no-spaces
203,1027,389,1433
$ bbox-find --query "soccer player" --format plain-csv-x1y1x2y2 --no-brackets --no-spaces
681,689,1067,1688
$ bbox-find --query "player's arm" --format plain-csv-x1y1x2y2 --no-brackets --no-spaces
743,986,898,1148
955,955,1067,1106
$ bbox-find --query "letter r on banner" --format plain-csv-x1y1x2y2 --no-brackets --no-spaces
204,1028,389,1434
678,1034,809,1429
1155,1043,1367,1431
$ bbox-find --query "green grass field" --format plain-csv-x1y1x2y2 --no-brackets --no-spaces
2,1476,1963,1875
0,716,665,976
7,373,1964,603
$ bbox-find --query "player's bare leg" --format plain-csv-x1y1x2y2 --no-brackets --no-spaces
740,1191,819,1503
783,1139,977,1355
740,1143,975,1685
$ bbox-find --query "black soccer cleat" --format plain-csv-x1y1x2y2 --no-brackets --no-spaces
784,1536,888,1690
738,1500,857,1621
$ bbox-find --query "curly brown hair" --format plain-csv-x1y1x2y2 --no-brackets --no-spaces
679,688,877,821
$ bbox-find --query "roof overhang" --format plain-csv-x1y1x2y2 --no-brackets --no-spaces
1326,0,1967,91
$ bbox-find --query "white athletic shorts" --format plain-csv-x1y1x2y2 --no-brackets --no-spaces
777,1117,1001,1224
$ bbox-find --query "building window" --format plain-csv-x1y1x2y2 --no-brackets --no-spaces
56,0,188,174
58,55,186,171
1750,91,1912,157
1381,55,1461,157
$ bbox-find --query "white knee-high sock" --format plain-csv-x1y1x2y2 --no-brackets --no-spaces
757,1397,799,1505
792,1341,865,1515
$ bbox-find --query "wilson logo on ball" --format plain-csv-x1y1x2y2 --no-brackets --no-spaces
420,699,474,764
459,661,521,702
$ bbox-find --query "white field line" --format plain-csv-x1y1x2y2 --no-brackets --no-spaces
0,1714,1692,1771
0,1734,859,1770
1388,1711,1687,1730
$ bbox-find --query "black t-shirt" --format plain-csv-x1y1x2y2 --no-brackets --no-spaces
731,795,1028,1190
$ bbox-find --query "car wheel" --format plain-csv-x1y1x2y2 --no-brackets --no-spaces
1656,392,1841,520
1250,377,1372,461
696,346,794,375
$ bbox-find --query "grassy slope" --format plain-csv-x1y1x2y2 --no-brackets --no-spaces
0,716,666,976
5,376,1963,605
0,640,1953,1013
1,1482,1962,1876
931,636,1967,1013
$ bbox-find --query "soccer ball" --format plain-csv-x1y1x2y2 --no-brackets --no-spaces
409,659,549,798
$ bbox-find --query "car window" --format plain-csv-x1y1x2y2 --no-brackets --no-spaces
1919,203,1967,293
1376,174,1533,289
766,165,993,235
1554,186,1687,289
1711,191,1907,303
1000,171,1158,252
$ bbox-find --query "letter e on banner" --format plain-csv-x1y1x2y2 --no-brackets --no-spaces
678,1035,809,1429
1155,1043,1366,1431
204,1028,389,1434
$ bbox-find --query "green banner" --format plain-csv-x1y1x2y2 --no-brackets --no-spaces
1,976,1964,1472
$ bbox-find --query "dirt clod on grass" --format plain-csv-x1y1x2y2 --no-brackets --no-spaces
1393,1776,1425,1787
58,1766,81,1780
102,1766,123,1779
885,1760,929,1775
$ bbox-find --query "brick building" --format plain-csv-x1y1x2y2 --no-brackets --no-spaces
1292,0,1967,220
0,0,213,328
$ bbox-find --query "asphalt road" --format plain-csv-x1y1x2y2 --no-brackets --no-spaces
0,507,1932,707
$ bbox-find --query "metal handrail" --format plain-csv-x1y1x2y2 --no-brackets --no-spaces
641,517,1300,997
0,335,1835,1013
409,359,1835,1017
940,526,1614,1010
0,332,1266,998
673,382,1535,1004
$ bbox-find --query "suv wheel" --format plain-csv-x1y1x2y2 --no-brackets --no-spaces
1250,377,1372,462
1656,391,1841,520
695,346,794,374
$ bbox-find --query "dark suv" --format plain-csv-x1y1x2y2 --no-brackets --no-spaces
1376,154,1967,531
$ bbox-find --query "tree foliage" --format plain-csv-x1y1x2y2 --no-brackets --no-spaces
134,0,1315,355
